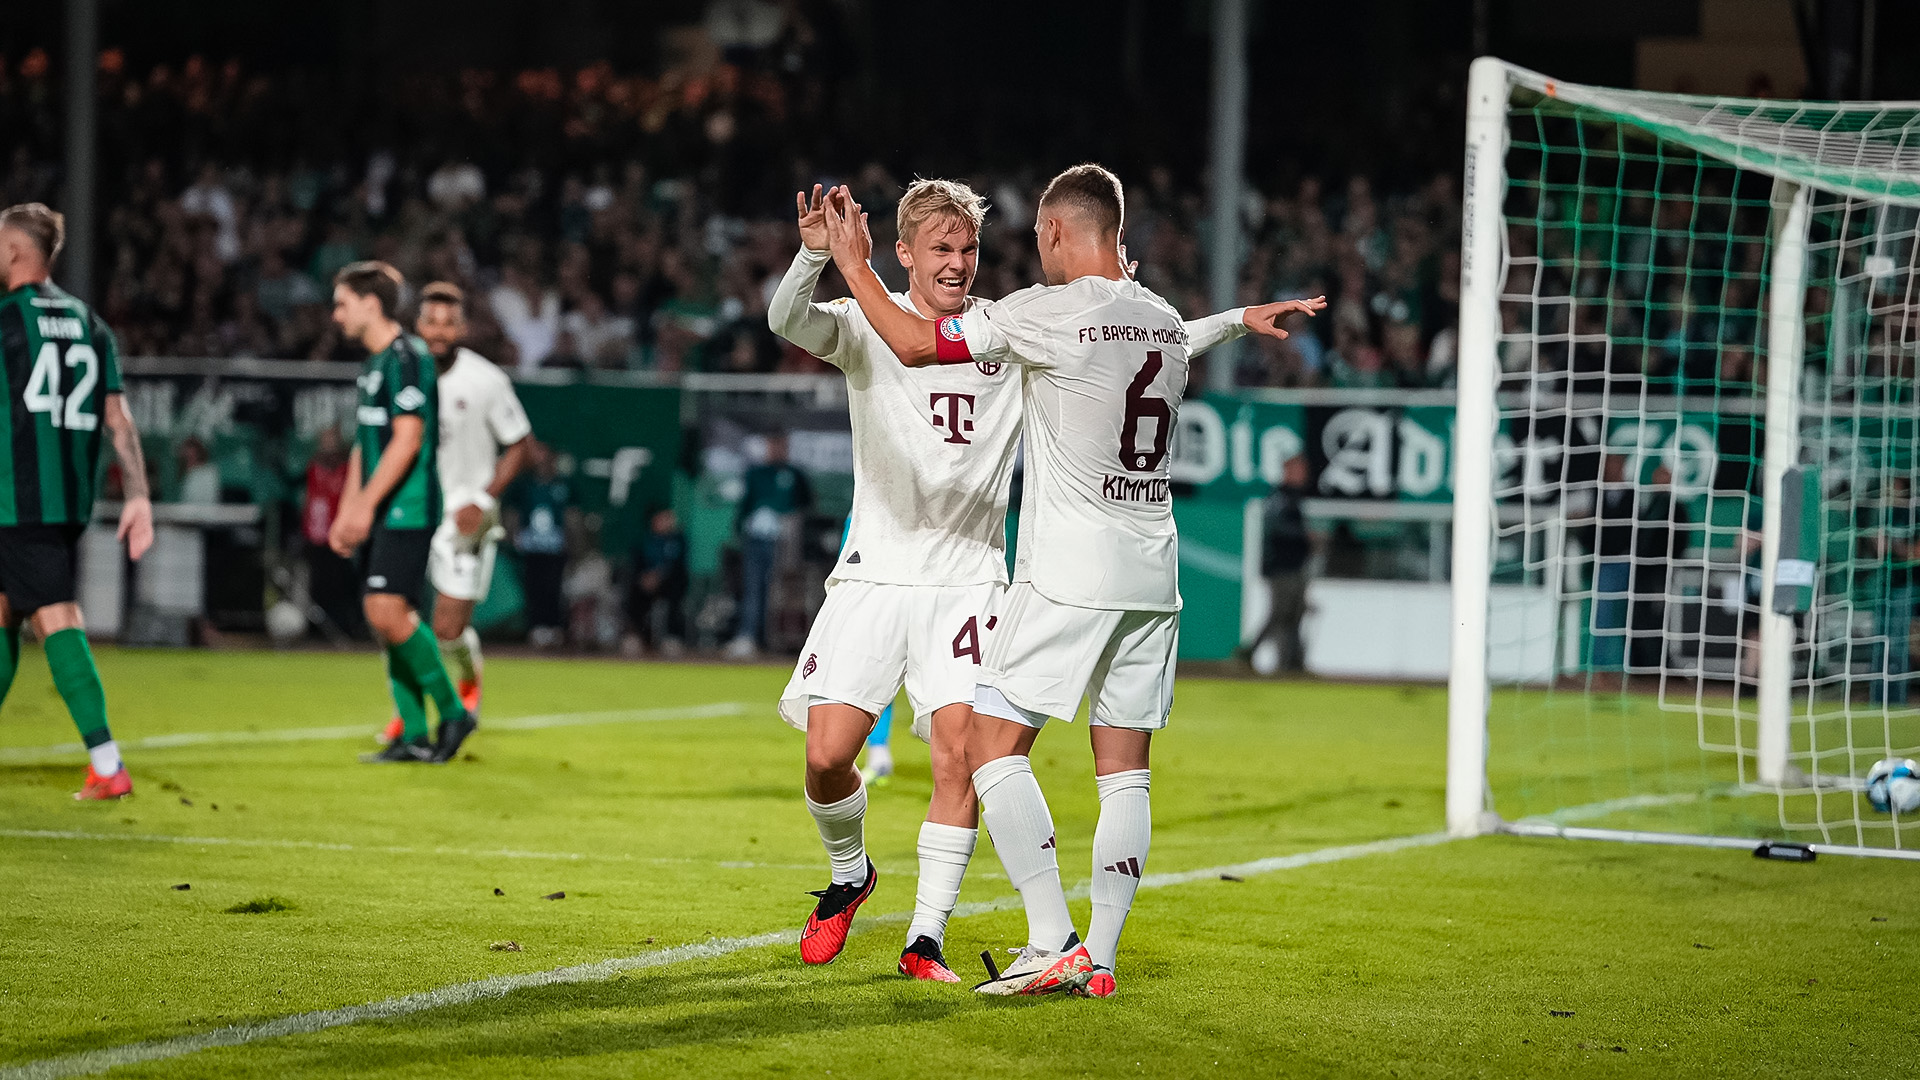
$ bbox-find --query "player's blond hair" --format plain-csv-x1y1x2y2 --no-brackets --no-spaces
896,178,988,246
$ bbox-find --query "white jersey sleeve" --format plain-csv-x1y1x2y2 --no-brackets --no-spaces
769,248,858,369
485,365,533,447
1184,307,1249,355
939,277,1190,611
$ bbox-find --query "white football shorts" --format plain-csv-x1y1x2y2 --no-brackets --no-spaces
778,578,1001,742
973,581,1179,731
428,508,504,603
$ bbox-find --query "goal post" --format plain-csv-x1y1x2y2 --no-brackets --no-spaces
1447,58,1920,857
1446,56,1509,838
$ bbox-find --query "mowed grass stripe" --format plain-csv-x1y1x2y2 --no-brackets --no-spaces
0,702,753,760
0,831,1450,1080
0,828,826,871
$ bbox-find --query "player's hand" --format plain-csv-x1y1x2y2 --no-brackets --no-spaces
1120,243,1139,279
796,184,830,252
822,185,872,275
330,497,372,557
117,496,154,562
454,503,485,536
1241,296,1328,341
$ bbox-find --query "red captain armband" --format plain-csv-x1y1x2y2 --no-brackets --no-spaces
933,314,974,364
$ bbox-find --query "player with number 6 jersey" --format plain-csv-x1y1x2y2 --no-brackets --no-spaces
819,166,1324,997
0,202,156,801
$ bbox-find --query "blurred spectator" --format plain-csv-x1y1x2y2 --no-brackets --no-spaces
493,260,563,372
0,53,1482,384
727,432,810,658
1585,455,1686,674
176,436,220,503
1250,455,1314,675
1861,475,1916,705
301,427,359,637
510,440,574,647
628,507,689,655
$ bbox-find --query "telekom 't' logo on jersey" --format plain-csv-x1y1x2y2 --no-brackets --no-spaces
930,392,976,445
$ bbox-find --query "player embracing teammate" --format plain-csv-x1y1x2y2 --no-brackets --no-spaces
771,179,1019,981
787,167,1320,995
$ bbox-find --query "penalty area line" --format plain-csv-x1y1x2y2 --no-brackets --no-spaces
0,702,752,761
0,831,1452,1080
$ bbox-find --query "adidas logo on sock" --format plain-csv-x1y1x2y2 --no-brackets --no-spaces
846,551,861,564
1040,835,1056,850
1103,857,1142,878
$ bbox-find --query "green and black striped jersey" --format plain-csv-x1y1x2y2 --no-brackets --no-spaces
355,333,440,530
0,281,124,526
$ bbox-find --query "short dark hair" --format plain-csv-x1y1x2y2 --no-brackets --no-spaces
333,260,404,318
0,203,65,264
419,280,465,313
1038,164,1124,237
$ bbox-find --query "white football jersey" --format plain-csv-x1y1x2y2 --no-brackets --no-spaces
772,249,1021,587
944,276,1190,611
436,347,534,509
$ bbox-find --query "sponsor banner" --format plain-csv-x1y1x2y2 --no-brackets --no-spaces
122,364,680,555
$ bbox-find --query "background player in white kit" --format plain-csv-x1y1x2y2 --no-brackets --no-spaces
769,179,1018,981
380,282,532,745
821,166,1322,997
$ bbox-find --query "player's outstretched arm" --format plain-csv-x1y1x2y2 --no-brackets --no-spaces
822,186,942,366
767,186,844,358
102,393,153,561
1187,296,1327,356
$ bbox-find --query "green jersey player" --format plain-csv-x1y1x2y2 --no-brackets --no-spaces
0,202,154,799
325,261,474,764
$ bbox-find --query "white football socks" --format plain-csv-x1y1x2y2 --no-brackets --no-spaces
865,743,893,775
806,784,870,885
1088,768,1151,972
440,626,482,686
972,755,1076,951
906,821,976,947
88,740,122,777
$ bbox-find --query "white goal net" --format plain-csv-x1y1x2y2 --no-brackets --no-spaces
1448,59,1920,856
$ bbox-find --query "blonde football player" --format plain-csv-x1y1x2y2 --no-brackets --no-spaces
821,168,1322,996
770,180,1017,980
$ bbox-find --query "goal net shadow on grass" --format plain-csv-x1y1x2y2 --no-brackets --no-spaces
1455,59,1920,854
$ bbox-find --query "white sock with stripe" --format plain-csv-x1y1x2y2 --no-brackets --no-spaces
972,754,1076,952
1087,768,1151,972
906,821,976,947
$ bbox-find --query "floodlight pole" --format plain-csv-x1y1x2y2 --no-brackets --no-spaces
1757,180,1810,787
1205,0,1248,392
1446,57,1510,838
63,0,97,302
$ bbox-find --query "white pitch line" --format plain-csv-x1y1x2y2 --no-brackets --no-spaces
0,828,824,872
0,702,752,761
0,831,1452,1080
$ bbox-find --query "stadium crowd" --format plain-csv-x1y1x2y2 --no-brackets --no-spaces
0,42,1465,391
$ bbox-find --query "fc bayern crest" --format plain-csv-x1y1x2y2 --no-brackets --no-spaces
938,315,966,342
975,361,1002,375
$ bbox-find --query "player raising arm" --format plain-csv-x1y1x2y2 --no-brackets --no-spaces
0,203,154,800
769,180,1018,981
822,168,1321,997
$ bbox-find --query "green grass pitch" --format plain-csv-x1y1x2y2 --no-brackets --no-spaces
1,648,1915,1078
